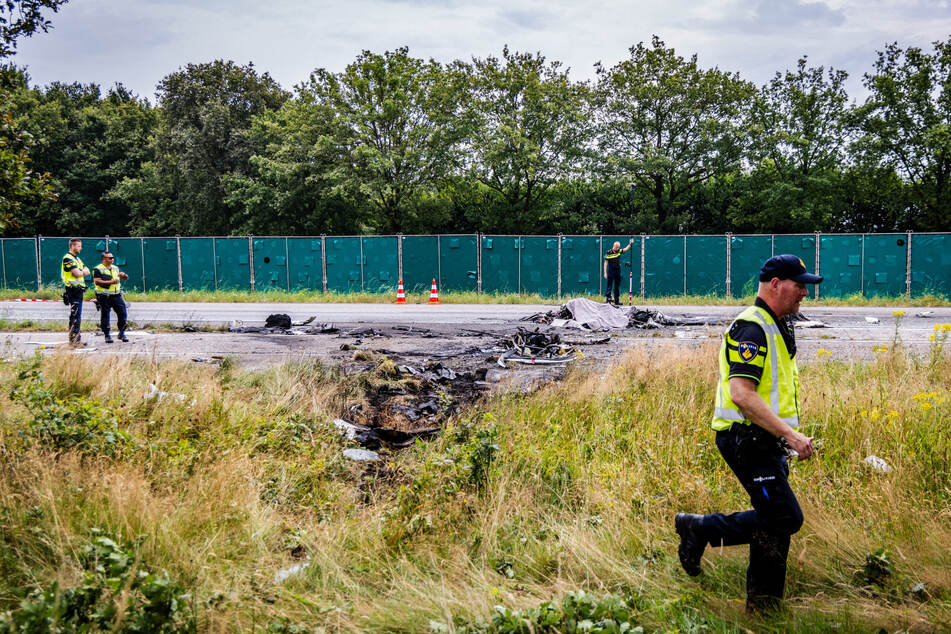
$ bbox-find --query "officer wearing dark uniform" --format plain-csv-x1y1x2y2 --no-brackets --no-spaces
61,238,90,346
603,238,634,305
675,254,822,611
91,251,129,343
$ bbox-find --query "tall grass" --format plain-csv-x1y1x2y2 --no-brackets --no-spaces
0,341,949,631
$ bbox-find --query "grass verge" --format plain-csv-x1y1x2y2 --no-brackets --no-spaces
0,342,949,631
1,287,949,307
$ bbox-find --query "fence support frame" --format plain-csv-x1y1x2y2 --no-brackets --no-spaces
557,233,563,299
36,235,42,290
176,236,183,293
905,231,913,298
639,234,646,298
814,232,821,300
320,235,328,293
725,233,732,298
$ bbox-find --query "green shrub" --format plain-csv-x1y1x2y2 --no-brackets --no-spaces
8,358,131,456
0,531,196,633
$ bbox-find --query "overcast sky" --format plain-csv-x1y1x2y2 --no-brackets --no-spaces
12,0,951,103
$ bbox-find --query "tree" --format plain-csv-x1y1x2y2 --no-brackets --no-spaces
0,0,67,59
734,57,851,231
594,36,755,230
223,100,367,235
853,38,951,231
10,80,156,235
111,60,288,235
463,47,590,233
0,1,67,231
299,48,464,233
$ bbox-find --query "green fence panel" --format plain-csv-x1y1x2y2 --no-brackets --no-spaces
911,233,951,298
40,237,82,288
440,235,478,292
686,236,726,295
252,237,288,291
772,235,815,268
361,236,397,293
213,237,251,290
601,235,640,300
520,236,558,297
325,237,361,292
819,234,863,297
400,235,438,294
103,238,145,292
142,238,179,290
2,238,38,290
560,236,601,297
863,234,907,297
180,237,215,291
286,238,323,291
481,235,519,294
644,235,685,297
730,235,771,297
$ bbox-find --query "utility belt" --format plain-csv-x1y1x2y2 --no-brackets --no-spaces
62,286,86,304
93,291,122,312
723,422,786,454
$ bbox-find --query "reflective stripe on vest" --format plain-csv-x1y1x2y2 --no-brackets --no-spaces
62,254,85,287
711,305,801,430
93,264,121,294
605,251,621,260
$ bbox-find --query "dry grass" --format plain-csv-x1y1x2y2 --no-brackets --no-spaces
0,339,949,631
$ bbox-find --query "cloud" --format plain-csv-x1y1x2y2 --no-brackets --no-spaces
685,0,846,33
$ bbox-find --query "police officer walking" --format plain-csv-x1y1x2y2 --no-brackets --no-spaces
91,251,129,343
62,238,90,346
675,254,822,612
603,238,634,305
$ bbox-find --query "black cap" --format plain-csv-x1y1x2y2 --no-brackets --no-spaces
759,254,823,284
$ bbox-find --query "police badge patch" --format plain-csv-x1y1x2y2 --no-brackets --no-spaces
738,341,759,362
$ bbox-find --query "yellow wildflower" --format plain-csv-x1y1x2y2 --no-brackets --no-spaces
893,310,906,317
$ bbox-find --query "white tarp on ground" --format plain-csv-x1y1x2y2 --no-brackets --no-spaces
561,298,629,330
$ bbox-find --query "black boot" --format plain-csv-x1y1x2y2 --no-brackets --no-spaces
675,513,706,576
119,331,129,342
103,330,114,343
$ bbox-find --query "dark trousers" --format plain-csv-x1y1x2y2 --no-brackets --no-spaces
97,293,127,334
700,424,804,603
65,286,85,341
605,268,621,303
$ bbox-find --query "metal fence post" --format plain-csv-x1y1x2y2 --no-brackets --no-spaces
598,236,603,298
860,234,866,296
36,235,42,290
436,235,441,290
140,238,146,292
284,237,290,291
517,235,522,294
1,238,6,289
396,233,403,284
476,233,483,294
320,235,328,293
105,235,110,252
639,234,646,299
905,231,913,298
814,232,821,300
557,233,563,300
211,238,218,291
725,233,732,298
176,236,183,293
359,236,365,292
682,235,687,296
247,236,255,292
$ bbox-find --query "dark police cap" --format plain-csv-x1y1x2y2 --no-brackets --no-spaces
759,254,823,284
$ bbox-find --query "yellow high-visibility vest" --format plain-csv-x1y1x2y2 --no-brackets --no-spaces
711,305,801,431
61,254,86,287
92,263,121,294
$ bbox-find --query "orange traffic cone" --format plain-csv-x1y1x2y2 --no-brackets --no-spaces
394,279,407,304
428,278,440,304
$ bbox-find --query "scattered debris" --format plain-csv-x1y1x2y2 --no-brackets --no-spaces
915,310,934,317
523,298,722,330
144,383,196,405
865,317,880,324
345,327,388,338
265,313,292,329
342,448,380,462
493,328,579,367
864,454,891,473
273,561,311,585
398,362,457,382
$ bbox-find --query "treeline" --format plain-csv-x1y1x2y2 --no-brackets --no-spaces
5,35,951,237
